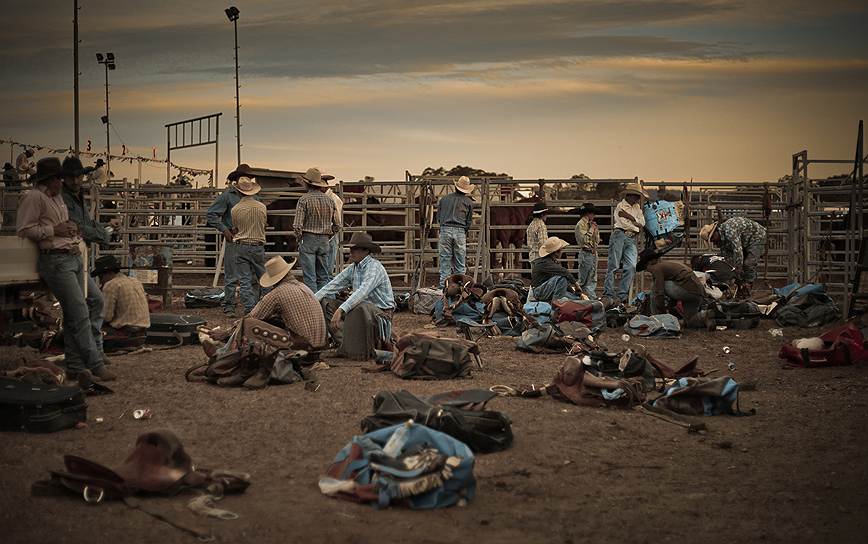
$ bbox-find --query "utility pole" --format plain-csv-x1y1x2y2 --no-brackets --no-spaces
73,0,80,156
225,6,242,166
96,52,116,173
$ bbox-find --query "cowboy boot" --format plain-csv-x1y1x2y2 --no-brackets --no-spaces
242,359,272,390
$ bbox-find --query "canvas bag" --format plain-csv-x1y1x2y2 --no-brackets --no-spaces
391,334,482,379
551,299,606,333
707,301,762,330
778,323,867,367
652,377,754,416
523,301,553,325
774,293,840,328
516,323,572,353
624,314,682,337
410,288,442,315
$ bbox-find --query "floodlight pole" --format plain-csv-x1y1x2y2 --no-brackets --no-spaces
233,16,241,165
104,61,111,173
73,0,80,156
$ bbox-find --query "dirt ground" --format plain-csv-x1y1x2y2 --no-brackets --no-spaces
2,305,867,544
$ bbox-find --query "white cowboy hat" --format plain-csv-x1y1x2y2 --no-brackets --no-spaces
454,176,474,194
538,236,569,258
301,167,330,188
236,176,261,196
699,222,719,243
623,182,649,198
259,256,297,288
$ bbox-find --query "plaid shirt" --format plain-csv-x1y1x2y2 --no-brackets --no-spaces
293,189,337,236
526,218,547,258
316,255,396,313
249,278,327,348
102,273,151,329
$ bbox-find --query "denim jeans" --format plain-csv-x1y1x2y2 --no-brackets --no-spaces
529,276,582,303
38,253,105,373
741,239,766,283
222,241,239,313
577,250,598,299
650,281,706,328
299,233,331,293
604,229,638,301
438,226,467,288
325,234,340,281
236,243,266,313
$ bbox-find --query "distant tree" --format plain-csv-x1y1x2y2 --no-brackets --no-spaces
421,165,509,178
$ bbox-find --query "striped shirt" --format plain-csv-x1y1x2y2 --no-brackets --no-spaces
293,189,337,236
526,218,547,259
16,185,82,251
249,278,327,348
102,273,151,329
316,255,395,313
231,196,267,243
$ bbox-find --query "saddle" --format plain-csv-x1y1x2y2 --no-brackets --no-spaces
481,288,529,325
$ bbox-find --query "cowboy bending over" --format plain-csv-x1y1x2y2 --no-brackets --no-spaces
700,217,767,297
636,248,707,328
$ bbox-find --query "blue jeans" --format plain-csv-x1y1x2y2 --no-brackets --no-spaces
236,243,266,313
325,234,340,281
222,241,239,313
651,281,705,327
604,229,638,301
577,250,598,299
39,253,105,373
438,227,467,288
530,276,582,303
299,233,331,293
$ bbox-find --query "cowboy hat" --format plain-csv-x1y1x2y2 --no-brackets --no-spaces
538,236,569,258
61,156,95,177
623,182,649,198
454,176,474,194
227,163,253,182
236,176,261,196
348,232,381,254
301,167,330,188
532,202,549,215
259,256,297,288
28,157,64,184
94,158,105,167
636,248,663,272
91,255,123,277
578,202,596,216
699,222,719,243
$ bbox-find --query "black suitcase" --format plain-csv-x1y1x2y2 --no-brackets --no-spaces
147,313,207,345
184,288,224,309
708,301,762,330
0,378,87,433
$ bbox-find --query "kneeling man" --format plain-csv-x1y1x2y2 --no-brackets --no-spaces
316,232,395,360
93,255,151,351
636,248,707,328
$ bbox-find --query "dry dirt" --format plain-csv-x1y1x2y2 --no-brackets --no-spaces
2,306,867,544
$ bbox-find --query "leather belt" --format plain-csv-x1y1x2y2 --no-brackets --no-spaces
614,228,638,238
234,240,265,246
41,247,81,255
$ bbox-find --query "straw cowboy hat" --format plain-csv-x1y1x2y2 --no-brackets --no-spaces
236,176,261,196
623,182,649,198
259,256,297,288
454,176,474,194
301,167,330,188
348,232,381,254
227,163,253,182
699,222,719,243
61,156,95,177
29,157,64,184
538,236,569,258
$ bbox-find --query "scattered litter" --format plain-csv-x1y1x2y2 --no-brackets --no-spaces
304,381,321,393
728,362,736,371
94,417,104,423
132,409,153,420
620,334,630,342
715,326,728,331
769,328,783,337
310,361,330,371
722,346,731,354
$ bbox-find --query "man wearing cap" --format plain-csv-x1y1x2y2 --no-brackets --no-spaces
575,203,600,299
294,167,338,293
16,148,35,179
526,202,548,265
231,176,268,314
437,176,475,288
700,217,766,297
61,155,112,250
207,164,253,316
88,159,108,186
93,255,150,351
636,248,707,328
16,157,115,381
530,237,584,303
316,232,396,360
323,174,343,278
604,182,647,305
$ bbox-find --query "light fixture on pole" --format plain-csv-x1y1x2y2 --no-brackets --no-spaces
96,52,117,174
225,6,242,166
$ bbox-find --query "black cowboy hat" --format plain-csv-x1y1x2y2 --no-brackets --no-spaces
227,163,254,182
62,155,95,177
578,202,596,216
3,162,12,170
28,157,64,184
635,248,662,272
94,158,105,167
348,232,381,254
532,201,549,215
91,255,124,277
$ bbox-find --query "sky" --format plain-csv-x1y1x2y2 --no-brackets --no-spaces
2,0,867,185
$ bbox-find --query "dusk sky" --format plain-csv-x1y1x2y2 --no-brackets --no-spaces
2,0,867,185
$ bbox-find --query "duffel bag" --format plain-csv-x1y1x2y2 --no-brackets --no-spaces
0,378,86,433
774,293,840,328
707,301,762,330
778,323,867,367
391,334,482,379
523,301,553,325
516,323,572,353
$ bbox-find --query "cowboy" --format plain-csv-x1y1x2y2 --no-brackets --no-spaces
206,164,254,316
437,176,475,288
700,217,767,297
604,182,647,305
60,155,114,250
323,173,343,278
526,201,548,264
88,158,108,186
530,237,584,303
636,248,707,328
16,157,115,381
92,255,150,351
574,203,600,299
316,232,396,360
231,176,268,314
294,167,338,293
16,148,35,179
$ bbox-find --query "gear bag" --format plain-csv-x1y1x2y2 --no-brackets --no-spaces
778,323,867,367
0,378,87,433
774,293,840,328
391,334,482,379
706,301,762,330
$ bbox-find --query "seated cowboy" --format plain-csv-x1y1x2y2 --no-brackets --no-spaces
636,248,707,328
315,232,396,360
530,237,585,303
92,255,151,351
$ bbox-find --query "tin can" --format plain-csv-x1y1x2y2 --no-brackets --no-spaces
728,362,736,371
132,409,153,420
722,346,731,354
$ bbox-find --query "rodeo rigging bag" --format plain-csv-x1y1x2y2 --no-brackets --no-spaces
391,334,482,379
